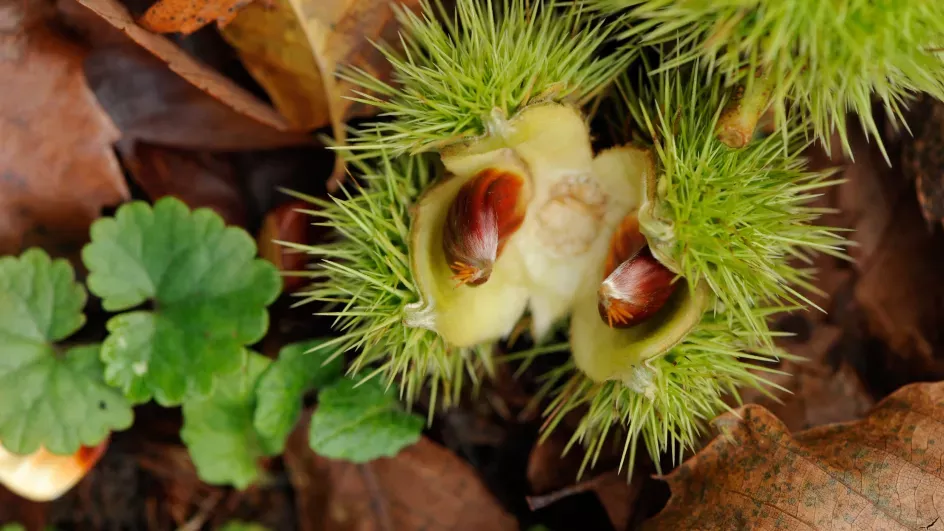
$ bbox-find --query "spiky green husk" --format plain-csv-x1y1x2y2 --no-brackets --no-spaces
590,0,944,158
343,0,634,156
618,64,847,343
540,312,790,475
288,154,490,410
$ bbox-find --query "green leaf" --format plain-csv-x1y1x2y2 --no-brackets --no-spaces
309,378,423,462
180,351,278,489
82,197,282,405
0,249,132,455
253,339,343,453
216,522,269,531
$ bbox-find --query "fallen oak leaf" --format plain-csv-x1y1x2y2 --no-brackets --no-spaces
140,0,257,35
902,97,944,229
0,0,128,256
84,47,310,151
75,0,302,135
284,421,518,531
526,470,643,531
643,381,944,531
219,0,419,132
218,0,421,188
216,0,328,132
855,196,944,365
121,142,247,226
526,426,644,530
736,324,875,433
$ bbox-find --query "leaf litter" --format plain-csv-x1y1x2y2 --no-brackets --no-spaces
3,0,944,529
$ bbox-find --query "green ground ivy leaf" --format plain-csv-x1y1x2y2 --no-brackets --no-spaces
253,339,342,453
216,522,270,531
180,351,279,489
309,378,423,462
82,197,281,405
0,249,132,455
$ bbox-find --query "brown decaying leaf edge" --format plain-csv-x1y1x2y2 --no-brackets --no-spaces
284,417,518,531
75,0,299,134
0,4,129,257
644,381,944,530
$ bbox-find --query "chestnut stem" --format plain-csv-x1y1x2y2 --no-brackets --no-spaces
715,73,774,149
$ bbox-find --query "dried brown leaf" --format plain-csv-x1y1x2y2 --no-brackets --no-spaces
903,97,944,229
257,199,315,292
75,0,303,135
122,142,247,225
855,198,944,364
284,421,517,531
140,0,256,35
0,1,128,257
220,0,419,132
527,470,642,531
738,325,875,433
84,47,309,151
644,381,944,530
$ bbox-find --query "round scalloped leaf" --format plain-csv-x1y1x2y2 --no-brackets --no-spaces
82,197,281,405
180,351,278,489
0,249,133,455
253,339,343,453
309,378,423,463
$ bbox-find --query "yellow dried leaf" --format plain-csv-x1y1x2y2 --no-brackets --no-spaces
220,0,419,133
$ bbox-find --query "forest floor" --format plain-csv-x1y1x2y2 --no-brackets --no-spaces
3,0,944,529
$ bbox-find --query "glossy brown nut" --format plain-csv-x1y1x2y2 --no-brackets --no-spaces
443,168,528,286
598,246,678,329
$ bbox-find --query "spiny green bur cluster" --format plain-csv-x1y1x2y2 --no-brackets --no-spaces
0,198,423,497
287,155,492,408
345,0,632,154
591,0,944,157
292,0,867,474
540,65,846,473
619,65,847,341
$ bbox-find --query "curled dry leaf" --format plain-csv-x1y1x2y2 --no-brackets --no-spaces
644,381,944,531
219,0,420,133
903,97,944,229
854,193,944,365
737,325,875,433
122,142,247,226
75,0,302,135
284,422,517,531
526,469,642,531
140,0,257,35
0,0,128,256
84,47,309,151
257,199,315,291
